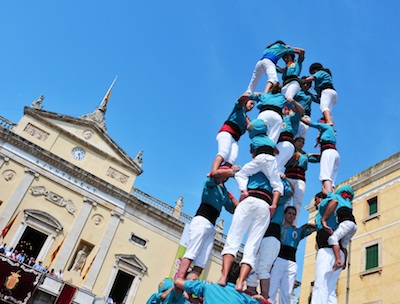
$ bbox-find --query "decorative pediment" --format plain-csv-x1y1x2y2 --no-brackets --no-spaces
22,107,143,175
115,254,148,275
24,209,63,231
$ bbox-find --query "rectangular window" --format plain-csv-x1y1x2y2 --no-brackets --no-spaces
366,244,379,270
367,197,378,215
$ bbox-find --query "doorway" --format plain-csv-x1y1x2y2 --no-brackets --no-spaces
15,226,47,259
108,270,134,304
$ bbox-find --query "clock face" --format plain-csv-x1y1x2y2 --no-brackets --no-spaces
71,147,86,160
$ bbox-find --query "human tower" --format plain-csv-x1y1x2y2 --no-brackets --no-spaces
149,40,358,304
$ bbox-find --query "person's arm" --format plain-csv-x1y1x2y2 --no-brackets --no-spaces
285,177,295,198
301,222,316,236
301,116,310,125
174,277,186,291
276,65,284,73
160,288,173,300
228,192,240,208
249,92,262,102
269,190,281,219
288,98,305,115
292,47,305,54
210,166,238,180
321,199,338,235
302,75,315,83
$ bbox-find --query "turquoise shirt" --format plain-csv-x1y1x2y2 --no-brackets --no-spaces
281,112,302,136
247,171,272,193
294,90,319,116
184,281,260,304
261,43,294,64
313,70,334,96
250,134,276,151
282,56,304,79
250,92,290,110
146,291,188,304
316,197,338,231
333,193,353,210
225,101,248,135
146,278,189,304
281,225,313,249
271,178,293,224
285,151,309,172
202,177,234,214
309,121,336,145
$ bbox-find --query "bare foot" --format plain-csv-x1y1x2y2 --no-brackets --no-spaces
217,277,227,287
333,261,343,271
235,279,245,292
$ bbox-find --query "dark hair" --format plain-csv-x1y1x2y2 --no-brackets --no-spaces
266,40,286,48
315,191,325,199
309,62,323,74
309,62,332,76
270,82,282,94
284,206,297,215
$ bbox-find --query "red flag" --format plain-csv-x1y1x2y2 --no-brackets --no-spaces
82,252,97,280
1,211,20,238
50,235,67,263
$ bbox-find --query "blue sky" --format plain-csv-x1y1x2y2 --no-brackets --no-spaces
1,0,399,297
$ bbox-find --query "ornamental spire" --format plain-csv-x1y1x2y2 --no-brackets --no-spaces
81,76,118,131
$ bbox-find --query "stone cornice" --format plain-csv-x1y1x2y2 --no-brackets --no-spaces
0,126,168,219
23,106,143,175
339,152,400,191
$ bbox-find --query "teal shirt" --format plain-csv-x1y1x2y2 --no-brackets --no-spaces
271,178,293,224
294,90,319,116
309,121,336,145
225,101,248,135
313,70,334,96
251,92,290,110
202,177,234,214
281,225,313,249
184,281,259,304
250,134,276,151
316,197,338,231
282,56,304,80
247,171,272,193
261,43,294,64
281,112,302,136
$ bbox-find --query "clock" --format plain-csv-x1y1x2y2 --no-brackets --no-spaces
71,147,86,160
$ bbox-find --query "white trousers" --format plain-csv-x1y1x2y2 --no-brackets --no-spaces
216,131,239,165
269,257,298,304
257,110,283,145
183,216,215,268
247,236,281,286
235,154,283,195
295,115,310,139
286,178,306,227
328,220,357,248
311,248,343,304
246,58,279,93
320,149,340,186
222,196,270,268
320,89,337,114
276,141,295,172
282,81,301,100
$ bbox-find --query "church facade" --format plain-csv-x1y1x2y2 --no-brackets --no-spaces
0,93,226,303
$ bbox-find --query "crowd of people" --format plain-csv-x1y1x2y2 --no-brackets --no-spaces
145,40,357,304
0,243,63,279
